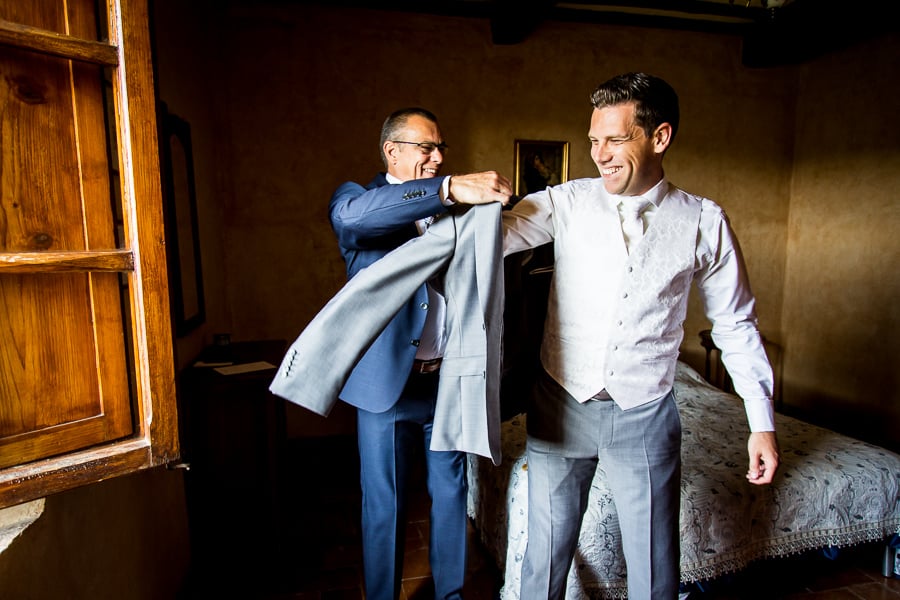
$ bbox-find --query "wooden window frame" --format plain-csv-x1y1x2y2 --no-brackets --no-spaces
0,0,178,509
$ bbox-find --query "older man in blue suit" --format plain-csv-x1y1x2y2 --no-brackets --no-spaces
329,107,512,600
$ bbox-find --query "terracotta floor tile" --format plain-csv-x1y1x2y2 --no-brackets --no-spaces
320,588,364,600
782,591,861,600
842,581,900,599
405,519,429,550
807,565,882,592
402,545,433,579
401,575,434,600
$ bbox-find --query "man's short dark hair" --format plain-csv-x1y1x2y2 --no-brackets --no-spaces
590,73,680,142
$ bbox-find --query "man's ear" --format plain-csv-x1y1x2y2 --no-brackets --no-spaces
653,123,673,154
384,141,398,164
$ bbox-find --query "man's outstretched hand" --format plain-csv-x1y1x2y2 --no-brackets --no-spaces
449,171,513,206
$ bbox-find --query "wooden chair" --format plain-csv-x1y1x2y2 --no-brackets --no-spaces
698,329,783,410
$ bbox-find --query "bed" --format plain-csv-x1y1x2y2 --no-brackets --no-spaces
466,360,900,599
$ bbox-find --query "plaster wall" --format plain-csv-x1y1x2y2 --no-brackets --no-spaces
783,34,900,445
0,467,189,599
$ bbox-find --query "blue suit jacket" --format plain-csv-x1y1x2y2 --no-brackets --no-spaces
329,173,449,413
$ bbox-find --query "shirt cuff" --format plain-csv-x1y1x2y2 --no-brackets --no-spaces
440,176,455,206
744,396,775,432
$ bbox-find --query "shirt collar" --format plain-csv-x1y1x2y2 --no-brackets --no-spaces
385,172,402,185
642,177,668,207
608,176,668,209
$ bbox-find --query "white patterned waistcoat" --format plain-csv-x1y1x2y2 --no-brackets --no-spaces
541,185,702,409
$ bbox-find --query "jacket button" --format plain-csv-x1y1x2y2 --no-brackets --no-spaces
411,339,420,346
420,302,429,310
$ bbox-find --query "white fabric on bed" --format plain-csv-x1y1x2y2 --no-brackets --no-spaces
467,361,900,599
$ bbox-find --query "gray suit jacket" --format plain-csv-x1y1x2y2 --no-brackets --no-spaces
269,203,504,464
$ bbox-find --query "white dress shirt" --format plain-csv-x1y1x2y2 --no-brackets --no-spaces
503,176,775,432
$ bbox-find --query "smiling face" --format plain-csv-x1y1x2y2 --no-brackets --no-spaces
383,114,445,182
589,102,671,197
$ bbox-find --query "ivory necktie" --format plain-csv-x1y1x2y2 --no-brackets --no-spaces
621,197,649,252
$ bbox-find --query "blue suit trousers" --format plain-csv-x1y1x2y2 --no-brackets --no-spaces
356,371,467,600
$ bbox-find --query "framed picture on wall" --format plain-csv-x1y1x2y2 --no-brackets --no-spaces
158,102,205,337
514,139,569,196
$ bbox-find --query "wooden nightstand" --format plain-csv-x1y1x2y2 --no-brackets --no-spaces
179,339,287,592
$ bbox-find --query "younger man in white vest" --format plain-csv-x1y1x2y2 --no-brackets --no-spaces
502,72,780,599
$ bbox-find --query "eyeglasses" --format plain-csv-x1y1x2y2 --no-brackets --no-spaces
391,140,449,154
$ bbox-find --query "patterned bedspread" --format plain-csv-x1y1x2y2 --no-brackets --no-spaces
467,361,900,599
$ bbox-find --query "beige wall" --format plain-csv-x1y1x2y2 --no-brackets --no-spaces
5,7,895,598
784,35,900,444
153,0,231,372
0,467,189,599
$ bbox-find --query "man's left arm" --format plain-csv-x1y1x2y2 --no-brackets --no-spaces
695,205,779,484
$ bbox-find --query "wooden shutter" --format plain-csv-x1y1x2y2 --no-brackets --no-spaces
0,0,178,508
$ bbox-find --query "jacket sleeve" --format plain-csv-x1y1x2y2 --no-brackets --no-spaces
329,177,448,250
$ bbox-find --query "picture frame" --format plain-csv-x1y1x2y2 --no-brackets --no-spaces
513,139,569,196
158,103,205,337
